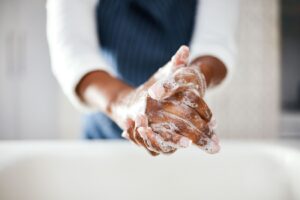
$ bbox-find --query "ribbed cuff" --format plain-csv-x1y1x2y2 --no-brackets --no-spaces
53,54,117,113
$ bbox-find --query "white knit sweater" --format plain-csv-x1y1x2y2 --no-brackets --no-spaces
46,0,239,112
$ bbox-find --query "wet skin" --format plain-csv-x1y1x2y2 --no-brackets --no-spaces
77,46,227,156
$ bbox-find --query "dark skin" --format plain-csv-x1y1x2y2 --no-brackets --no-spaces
76,46,226,155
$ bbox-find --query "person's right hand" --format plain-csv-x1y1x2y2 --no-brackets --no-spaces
111,46,220,156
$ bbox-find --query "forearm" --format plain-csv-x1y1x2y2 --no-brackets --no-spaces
76,71,133,118
191,56,227,88
76,56,226,109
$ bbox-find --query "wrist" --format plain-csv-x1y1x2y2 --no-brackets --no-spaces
76,70,133,115
108,86,134,126
190,56,227,88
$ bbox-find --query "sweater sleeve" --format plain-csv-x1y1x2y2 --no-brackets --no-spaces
189,0,240,87
46,0,117,112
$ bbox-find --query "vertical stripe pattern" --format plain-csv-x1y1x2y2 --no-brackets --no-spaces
84,0,197,139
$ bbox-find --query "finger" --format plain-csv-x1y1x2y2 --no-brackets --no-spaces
148,108,219,154
197,132,220,154
188,65,207,97
211,134,219,144
196,98,212,122
151,110,220,154
147,76,190,101
160,100,209,134
135,114,148,127
148,77,179,101
148,150,160,156
122,119,140,145
148,46,190,100
208,117,217,132
171,91,212,122
151,122,192,148
133,114,152,147
121,118,135,139
149,45,189,84
126,128,160,155
196,118,220,154
162,149,177,154
196,113,220,154
171,45,189,68
138,127,177,154
122,117,160,156
135,130,160,156
148,64,206,101
172,66,206,97
145,98,219,154
133,116,160,156
137,127,162,153
148,110,204,143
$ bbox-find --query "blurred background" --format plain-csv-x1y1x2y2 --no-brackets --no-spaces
0,0,299,140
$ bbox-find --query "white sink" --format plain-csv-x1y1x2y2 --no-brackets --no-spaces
0,140,299,200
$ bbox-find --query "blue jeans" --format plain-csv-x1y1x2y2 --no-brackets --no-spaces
83,113,123,139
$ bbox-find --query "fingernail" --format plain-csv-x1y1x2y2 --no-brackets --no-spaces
179,137,192,148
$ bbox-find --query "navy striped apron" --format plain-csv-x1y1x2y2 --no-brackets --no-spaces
84,0,197,139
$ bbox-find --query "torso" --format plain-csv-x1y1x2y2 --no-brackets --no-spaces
84,0,197,139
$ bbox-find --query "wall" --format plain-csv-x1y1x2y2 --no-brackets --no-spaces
0,0,281,139
206,0,280,138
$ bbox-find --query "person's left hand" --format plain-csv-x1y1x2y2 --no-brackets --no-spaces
118,46,220,156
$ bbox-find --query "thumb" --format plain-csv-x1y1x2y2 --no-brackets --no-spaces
151,45,190,81
148,45,190,100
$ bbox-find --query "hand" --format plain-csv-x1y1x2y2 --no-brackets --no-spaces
111,46,220,156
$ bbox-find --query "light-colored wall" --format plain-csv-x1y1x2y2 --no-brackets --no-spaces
58,95,81,139
206,0,280,138
0,0,281,139
61,0,281,139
